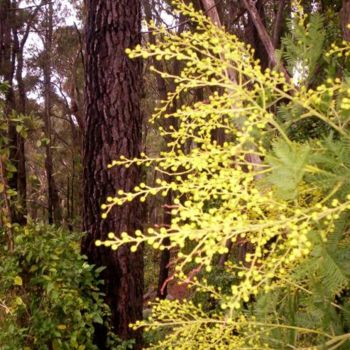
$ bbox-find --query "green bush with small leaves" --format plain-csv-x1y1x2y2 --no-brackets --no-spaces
0,223,119,350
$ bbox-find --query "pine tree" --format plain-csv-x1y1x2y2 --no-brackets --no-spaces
82,0,144,348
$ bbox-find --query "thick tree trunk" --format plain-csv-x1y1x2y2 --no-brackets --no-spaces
82,1,144,348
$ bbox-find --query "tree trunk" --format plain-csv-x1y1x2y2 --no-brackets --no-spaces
0,0,14,243
242,0,289,80
245,0,269,70
12,0,43,224
340,0,350,42
82,1,144,348
272,0,288,49
13,22,27,224
0,0,13,87
1,0,20,223
43,1,61,225
143,0,171,299
200,0,222,26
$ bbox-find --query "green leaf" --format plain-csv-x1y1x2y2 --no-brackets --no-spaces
14,276,23,286
93,313,104,324
52,339,61,350
16,125,23,133
15,297,24,305
266,140,310,200
6,162,17,173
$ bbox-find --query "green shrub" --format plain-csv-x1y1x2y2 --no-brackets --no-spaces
0,222,116,350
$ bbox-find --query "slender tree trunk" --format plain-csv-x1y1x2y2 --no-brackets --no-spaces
200,0,221,26
82,1,144,348
1,0,19,224
1,1,42,224
272,0,288,49
341,0,350,42
200,0,264,266
0,0,13,94
144,0,177,300
12,1,43,224
0,0,14,237
0,155,14,251
43,2,61,225
245,0,269,70
144,0,171,299
242,0,289,79
13,25,27,224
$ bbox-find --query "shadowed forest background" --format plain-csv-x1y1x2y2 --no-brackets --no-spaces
1,0,350,349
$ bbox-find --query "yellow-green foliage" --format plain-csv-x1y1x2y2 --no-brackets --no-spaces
98,1,350,348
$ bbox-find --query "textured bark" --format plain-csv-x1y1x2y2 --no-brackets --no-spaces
43,2,61,225
200,0,222,26
340,0,350,42
82,1,144,348
0,0,13,82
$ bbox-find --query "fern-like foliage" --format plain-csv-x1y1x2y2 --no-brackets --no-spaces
266,140,310,200
281,12,326,85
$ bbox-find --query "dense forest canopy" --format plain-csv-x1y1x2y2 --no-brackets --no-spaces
1,0,350,349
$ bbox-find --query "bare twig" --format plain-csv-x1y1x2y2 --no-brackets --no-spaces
141,0,223,34
73,22,85,71
8,1,53,11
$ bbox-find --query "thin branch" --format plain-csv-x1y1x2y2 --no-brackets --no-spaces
73,22,85,71
19,0,45,50
8,1,53,11
141,0,223,34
